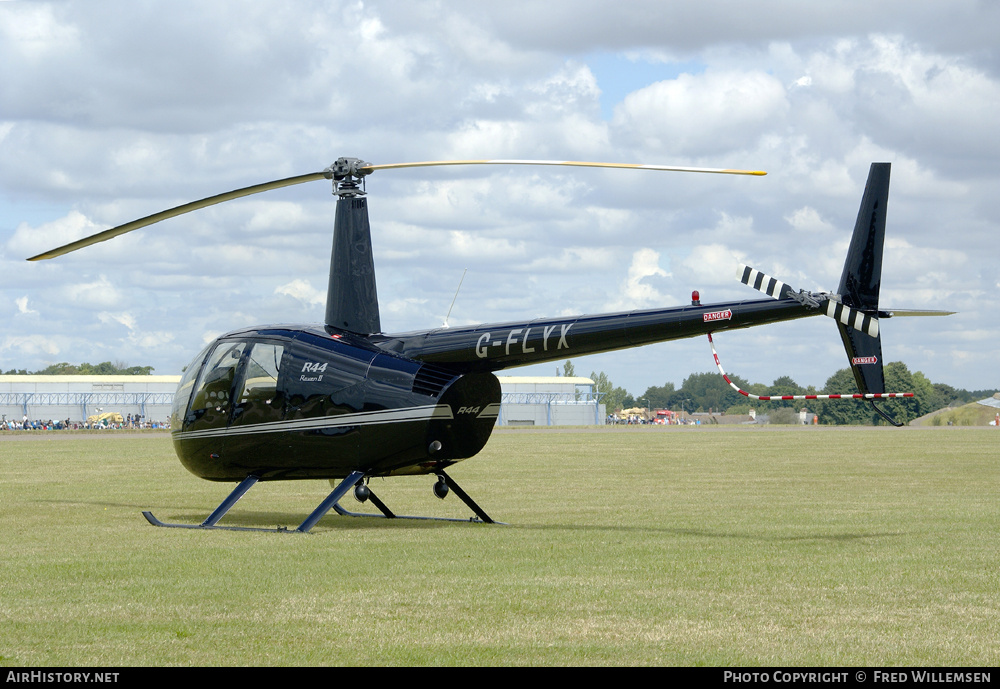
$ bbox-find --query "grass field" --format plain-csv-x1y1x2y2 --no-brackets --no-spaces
1,427,997,666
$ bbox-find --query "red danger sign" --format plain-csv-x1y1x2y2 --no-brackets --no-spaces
852,356,878,365
703,309,733,323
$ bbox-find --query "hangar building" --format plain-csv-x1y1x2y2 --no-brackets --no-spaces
1,374,606,427
496,376,605,426
0,375,180,425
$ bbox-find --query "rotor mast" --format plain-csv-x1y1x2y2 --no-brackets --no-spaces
323,158,381,335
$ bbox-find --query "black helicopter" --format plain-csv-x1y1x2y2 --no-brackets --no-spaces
30,158,934,532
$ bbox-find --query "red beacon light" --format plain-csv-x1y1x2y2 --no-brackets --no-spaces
691,290,701,306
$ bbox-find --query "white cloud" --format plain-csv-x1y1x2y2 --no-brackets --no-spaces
527,62,602,115
785,206,834,234
681,244,745,286
64,275,123,309
129,331,175,349
97,311,137,331
201,331,224,347
6,211,104,257
447,230,528,261
526,246,616,273
1,334,59,356
274,279,325,306
15,296,36,314
605,248,670,310
611,70,789,155
383,297,429,316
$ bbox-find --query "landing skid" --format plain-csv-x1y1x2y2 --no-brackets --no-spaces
142,470,503,532
334,471,505,525
142,511,292,533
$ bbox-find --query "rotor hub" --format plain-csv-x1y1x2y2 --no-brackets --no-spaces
324,157,372,197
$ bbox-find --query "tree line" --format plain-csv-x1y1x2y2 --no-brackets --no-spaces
3,362,155,376
583,361,998,426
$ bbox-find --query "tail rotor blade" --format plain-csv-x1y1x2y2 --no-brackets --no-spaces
826,300,880,338
737,264,795,300
737,263,879,338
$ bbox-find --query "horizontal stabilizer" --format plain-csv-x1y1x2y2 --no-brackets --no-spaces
882,308,956,317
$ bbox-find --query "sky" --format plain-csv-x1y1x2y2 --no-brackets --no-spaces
2,1,998,396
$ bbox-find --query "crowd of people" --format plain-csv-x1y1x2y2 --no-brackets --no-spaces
0,414,170,431
608,413,701,425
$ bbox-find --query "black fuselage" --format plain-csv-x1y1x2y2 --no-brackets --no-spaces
170,296,816,481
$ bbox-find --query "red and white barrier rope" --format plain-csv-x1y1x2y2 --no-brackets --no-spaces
707,332,913,400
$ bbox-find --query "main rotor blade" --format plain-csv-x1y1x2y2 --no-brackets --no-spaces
28,157,765,262
362,160,767,176
28,171,326,261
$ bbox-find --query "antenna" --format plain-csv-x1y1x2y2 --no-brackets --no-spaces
442,268,468,328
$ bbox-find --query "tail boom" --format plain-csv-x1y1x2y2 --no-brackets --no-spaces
378,296,821,371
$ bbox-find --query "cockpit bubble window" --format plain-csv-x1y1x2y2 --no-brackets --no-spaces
236,342,284,407
171,343,213,427
190,341,247,412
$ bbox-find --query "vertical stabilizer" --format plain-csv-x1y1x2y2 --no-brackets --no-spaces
325,196,382,334
838,163,890,312
837,321,885,395
837,163,890,397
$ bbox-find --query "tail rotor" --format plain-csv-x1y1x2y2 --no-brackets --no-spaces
736,264,880,338
729,163,955,426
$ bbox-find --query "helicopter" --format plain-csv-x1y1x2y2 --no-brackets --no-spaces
29,158,944,532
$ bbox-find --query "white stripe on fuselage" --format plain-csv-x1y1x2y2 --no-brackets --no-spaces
173,404,454,440
477,403,501,419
